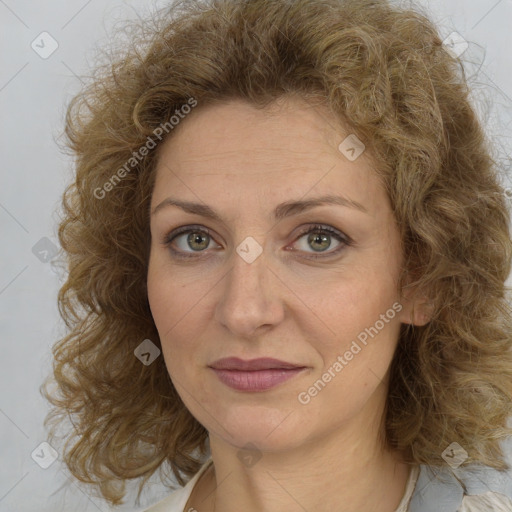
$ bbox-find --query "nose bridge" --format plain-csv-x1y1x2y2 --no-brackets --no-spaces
228,238,269,309
231,238,267,295
215,237,283,335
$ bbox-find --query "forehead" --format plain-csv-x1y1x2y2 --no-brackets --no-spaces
157,97,358,164
151,97,386,217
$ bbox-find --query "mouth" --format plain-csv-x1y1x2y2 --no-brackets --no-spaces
209,357,308,391
209,357,305,371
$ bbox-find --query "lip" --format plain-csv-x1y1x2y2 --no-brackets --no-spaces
209,357,308,392
209,357,304,371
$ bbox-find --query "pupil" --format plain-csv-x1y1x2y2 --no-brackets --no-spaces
188,232,208,250
309,232,330,252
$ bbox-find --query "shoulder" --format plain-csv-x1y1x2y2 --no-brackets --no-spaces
409,436,512,512
142,458,213,512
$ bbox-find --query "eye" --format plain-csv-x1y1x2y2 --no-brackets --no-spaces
162,225,219,259
161,223,352,260
290,224,352,259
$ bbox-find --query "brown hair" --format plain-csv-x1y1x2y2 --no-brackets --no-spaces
42,0,512,505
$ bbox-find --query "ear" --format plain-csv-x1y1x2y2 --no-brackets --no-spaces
397,284,434,327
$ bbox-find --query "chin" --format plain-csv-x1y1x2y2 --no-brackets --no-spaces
206,402,306,451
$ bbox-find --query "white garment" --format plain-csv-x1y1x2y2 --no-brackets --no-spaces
142,457,420,512
457,491,512,512
141,456,512,511
140,433,512,511
142,458,212,512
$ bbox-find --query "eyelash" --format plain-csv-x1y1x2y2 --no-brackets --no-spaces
161,224,352,260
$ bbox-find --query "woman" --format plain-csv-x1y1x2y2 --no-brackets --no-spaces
42,0,512,511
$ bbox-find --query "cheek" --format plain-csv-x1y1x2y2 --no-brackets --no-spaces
147,262,169,329
147,260,205,377
147,252,190,331
300,266,398,336
147,280,189,384
147,260,184,367
305,275,402,389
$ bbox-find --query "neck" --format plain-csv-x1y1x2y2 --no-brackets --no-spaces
190,410,413,512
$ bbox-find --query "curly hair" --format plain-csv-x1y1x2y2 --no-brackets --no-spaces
42,0,512,505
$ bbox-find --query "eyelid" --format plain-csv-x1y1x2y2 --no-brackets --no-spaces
162,224,219,252
294,224,352,245
289,224,352,258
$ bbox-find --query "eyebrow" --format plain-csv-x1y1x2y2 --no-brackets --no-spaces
151,194,368,221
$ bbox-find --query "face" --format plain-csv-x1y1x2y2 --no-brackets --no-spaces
147,96,427,453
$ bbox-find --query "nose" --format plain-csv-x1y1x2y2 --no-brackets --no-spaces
214,240,285,338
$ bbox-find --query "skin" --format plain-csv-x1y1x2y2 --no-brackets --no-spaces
147,96,431,512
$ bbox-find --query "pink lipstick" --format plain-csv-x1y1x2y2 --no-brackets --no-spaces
209,357,307,391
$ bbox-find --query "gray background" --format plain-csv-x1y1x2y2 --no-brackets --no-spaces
1,0,511,511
